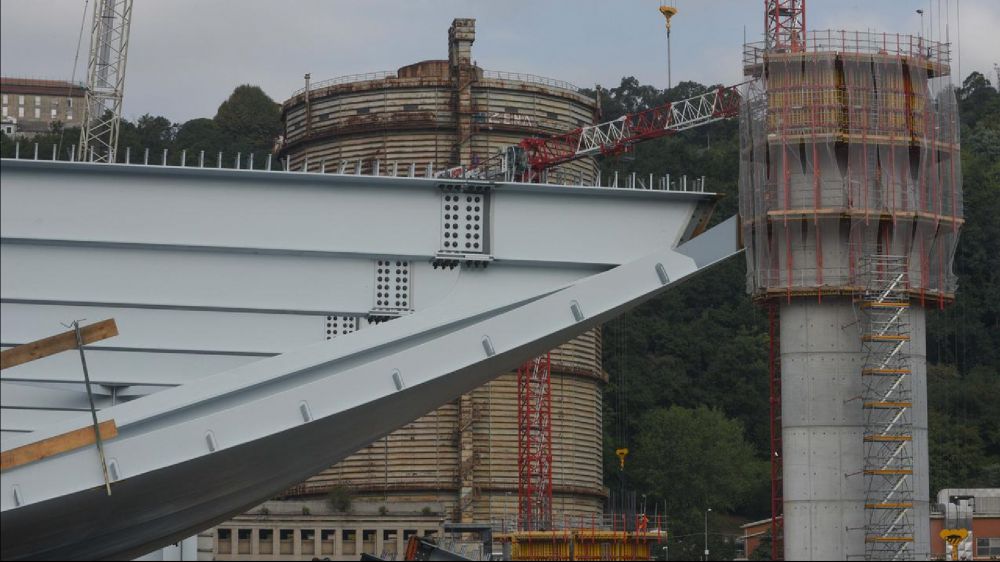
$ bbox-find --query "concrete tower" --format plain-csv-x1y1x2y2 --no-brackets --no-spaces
740,30,962,560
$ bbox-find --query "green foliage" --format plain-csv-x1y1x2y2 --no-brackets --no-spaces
631,406,766,517
214,84,282,155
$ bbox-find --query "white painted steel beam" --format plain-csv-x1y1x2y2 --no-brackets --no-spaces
0,160,738,560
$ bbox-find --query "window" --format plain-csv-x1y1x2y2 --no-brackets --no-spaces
51,108,57,119
356,107,370,114
258,529,274,554
362,530,376,554
504,106,520,113
382,530,398,556
978,538,1000,557
34,96,40,105
321,530,336,555
34,107,40,119
67,111,73,120
216,529,232,555
300,529,315,555
237,529,252,555
342,530,357,555
67,98,73,108
1,94,6,104
18,107,24,118
279,529,294,555
403,103,419,111
1,106,6,117
18,95,24,105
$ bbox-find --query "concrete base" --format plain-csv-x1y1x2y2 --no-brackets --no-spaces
780,299,929,560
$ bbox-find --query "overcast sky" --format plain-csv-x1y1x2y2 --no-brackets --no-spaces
2,0,997,123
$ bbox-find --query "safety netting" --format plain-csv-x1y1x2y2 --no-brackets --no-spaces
739,30,962,303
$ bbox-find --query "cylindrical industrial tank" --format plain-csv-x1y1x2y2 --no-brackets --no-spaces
269,18,606,529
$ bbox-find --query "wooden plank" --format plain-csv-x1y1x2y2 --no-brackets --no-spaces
1,419,118,471
0,318,118,370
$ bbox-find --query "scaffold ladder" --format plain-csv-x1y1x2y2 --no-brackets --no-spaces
858,255,914,561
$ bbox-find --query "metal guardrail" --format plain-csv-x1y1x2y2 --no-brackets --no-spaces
290,71,396,96
481,70,582,93
744,30,951,71
290,69,584,98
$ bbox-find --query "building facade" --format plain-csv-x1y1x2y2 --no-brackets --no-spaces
0,78,86,135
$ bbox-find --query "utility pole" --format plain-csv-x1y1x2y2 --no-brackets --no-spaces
79,0,133,163
704,507,711,560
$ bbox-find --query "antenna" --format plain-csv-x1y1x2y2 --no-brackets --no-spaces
79,0,133,163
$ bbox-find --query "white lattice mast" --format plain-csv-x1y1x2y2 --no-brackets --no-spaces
79,0,133,163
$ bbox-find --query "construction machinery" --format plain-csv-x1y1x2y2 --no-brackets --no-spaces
439,84,741,183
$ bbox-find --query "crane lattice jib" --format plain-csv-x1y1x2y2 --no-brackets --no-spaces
519,85,742,173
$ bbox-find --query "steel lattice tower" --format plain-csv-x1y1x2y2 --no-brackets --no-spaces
79,0,133,163
517,353,553,531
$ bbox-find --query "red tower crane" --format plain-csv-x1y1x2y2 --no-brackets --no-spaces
439,84,742,183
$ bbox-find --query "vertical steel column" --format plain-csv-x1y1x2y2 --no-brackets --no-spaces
768,302,784,560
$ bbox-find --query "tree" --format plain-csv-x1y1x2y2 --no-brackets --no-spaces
174,118,228,162
631,406,766,517
213,84,281,155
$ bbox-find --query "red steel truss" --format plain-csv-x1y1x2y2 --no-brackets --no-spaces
768,302,784,560
765,0,806,52
517,353,553,531
519,85,741,177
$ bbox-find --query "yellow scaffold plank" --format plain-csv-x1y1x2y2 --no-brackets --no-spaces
864,435,912,442
862,334,911,342
861,301,911,309
863,401,913,409
865,536,914,543
862,368,912,375
865,502,914,509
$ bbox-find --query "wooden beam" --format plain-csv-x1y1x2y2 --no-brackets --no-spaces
0,318,118,370
1,420,118,472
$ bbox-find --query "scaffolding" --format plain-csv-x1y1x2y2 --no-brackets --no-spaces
858,255,914,560
518,353,553,532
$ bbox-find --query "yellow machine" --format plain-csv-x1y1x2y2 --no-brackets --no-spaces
939,528,969,561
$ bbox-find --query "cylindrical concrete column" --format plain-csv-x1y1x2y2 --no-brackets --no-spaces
781,299,930,560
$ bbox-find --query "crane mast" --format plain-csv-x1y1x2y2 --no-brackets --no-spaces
79,0,133,163
764,0,806,52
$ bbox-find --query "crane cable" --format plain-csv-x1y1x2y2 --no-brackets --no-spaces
59,0,91,157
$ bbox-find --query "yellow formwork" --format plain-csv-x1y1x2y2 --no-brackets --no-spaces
501,529,666,561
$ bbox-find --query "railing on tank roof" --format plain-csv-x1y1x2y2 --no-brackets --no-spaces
480,70,583,93
290,70,397,96
743,30,951,72
291,69,584,97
